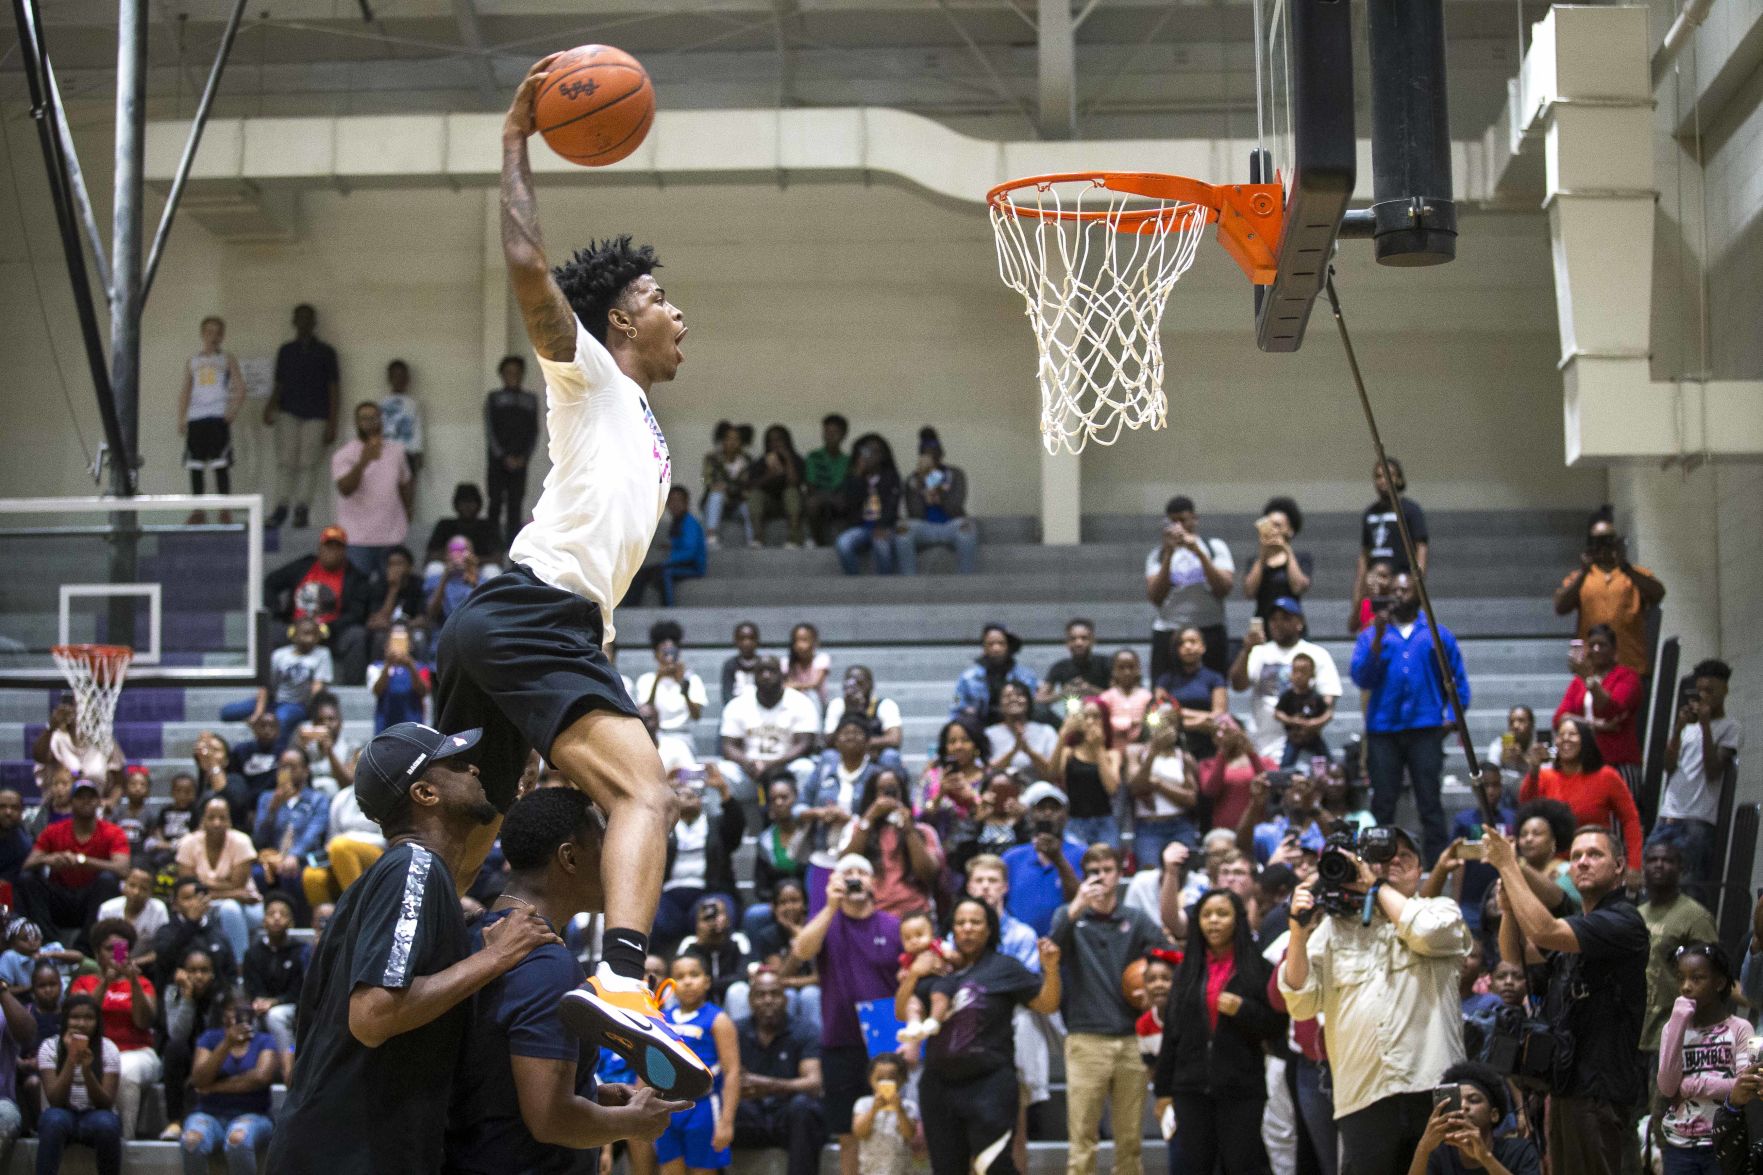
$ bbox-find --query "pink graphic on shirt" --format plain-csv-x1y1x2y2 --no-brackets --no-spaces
639,396,671,484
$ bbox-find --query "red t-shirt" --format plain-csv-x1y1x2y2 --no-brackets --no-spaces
1552,666,1644,767
1205,951,1236,1031
294,561,346,624
33,820,129,889
1518,765,1643,869
69,974,157,1052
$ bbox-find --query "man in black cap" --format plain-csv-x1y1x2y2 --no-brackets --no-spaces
268,722,559,1175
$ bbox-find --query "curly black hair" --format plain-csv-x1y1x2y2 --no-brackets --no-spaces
501,786,603,872
552,235,661,344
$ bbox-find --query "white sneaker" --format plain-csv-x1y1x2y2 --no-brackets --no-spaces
705,534,721,549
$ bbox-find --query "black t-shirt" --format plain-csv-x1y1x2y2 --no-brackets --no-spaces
274,337,340,421
1530,889,1648,1105
268,841,471,1175
1426,1137,1541,1175
1275,688,1329,742
1252,550,1315,619
1360,498,1429,571
445,909,596,1175
735,1016,820,1084
916,951,1040,1082
1044,656,1111,696
0,826,32,883
151,802,197,845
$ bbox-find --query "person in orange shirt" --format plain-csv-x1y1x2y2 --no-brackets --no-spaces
1518,715,1644,889
1553,507,1665,673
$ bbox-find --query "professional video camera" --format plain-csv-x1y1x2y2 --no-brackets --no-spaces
1299,825,1399,924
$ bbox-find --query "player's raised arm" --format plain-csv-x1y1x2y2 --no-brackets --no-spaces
501,55,577,363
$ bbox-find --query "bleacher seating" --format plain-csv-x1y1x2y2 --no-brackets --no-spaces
0,509,1583,1171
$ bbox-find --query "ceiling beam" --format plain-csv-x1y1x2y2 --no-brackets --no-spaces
448,0,502,108
1037,0,1074,137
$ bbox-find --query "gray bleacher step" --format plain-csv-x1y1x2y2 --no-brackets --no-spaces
622,596,1574,646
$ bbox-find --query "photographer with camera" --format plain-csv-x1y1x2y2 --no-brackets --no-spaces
1483,823,1648,1175
1350,571,1471,865
1552,507,1665,674
1279,824,1472,1174
787,855,903,1175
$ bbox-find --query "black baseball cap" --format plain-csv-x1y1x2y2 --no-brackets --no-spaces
354,722,481,823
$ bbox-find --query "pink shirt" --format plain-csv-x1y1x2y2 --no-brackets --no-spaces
330,438,410,545
1100,686,1153,739
176,828,260,902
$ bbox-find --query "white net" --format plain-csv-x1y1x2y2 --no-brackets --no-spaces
991,177,1211,455
51,644,131,767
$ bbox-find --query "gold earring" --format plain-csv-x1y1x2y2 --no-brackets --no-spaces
623,325,638,339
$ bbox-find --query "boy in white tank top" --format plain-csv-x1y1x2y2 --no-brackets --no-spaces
176,316,246,522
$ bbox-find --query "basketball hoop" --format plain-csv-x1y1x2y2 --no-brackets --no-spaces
988,172,1284,454
51,644,132,767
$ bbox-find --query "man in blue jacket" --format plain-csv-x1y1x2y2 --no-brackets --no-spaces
623,486,708,607
1350,571,1470,864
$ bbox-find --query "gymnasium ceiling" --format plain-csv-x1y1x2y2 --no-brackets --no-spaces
7,0,1553,141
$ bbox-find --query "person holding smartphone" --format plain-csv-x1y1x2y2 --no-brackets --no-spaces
68,920,160,1141
1553,506,1666,674
1406,1062,1541,1175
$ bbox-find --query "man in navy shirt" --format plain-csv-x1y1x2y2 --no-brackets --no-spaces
264,303,340,530
445,786,684,1172
1350,571,1471,864
1002,783,1085,937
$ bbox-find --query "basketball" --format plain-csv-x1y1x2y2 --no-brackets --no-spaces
535,45,655,167
1122,957,1149,1012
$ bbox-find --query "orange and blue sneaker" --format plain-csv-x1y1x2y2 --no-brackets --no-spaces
558,966,714,1101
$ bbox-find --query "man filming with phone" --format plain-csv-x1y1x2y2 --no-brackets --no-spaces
787,855,899,1175
1552,509,1665,674
1279,824,1471,1174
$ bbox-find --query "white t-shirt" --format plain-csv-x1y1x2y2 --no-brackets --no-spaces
187,352,233,420
659,738,700,779
1242,638,1343,757
1145,537,1234,631
720,690,820,761
271,644,333,707
983,721,1060,777
96,895,169,941
1134,751,1187,819
1660,717,1744,824
635,671,709,732
509,320,671,645
38,1035,120,1111
823,696,903,738
379,393,424,455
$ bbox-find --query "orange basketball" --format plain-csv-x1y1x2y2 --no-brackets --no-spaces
1122,957,1149,1012
535,45,655,167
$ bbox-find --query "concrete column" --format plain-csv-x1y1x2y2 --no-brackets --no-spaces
1040,447,1080,544
1037,0,1075,140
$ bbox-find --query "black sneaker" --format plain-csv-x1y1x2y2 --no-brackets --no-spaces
267,505,289,529
292,505,309,529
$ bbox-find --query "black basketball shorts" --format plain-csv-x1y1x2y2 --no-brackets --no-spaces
434,564,639,813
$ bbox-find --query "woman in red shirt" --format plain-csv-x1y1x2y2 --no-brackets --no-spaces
1200,718,1269,835
1552,624,1644,786
69,918,161,1142
1518,715,1643,883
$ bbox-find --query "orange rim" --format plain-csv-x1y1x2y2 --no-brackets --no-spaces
51,644,133,667
987,171,1286,285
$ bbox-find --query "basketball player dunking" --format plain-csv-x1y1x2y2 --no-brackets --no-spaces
433,54,711,1100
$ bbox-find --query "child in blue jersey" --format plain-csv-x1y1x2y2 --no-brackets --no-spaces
654,954,741,1174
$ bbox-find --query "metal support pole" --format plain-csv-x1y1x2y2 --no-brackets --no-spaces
46,72,114,299
143,0,248,302
1037,0,1075,139
1364,0,1456,265
9,0,131,484
110,0,148,495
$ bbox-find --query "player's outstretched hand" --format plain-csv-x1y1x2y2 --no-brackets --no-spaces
505,52,565,140
618,1085,693,1141
483,910,561,968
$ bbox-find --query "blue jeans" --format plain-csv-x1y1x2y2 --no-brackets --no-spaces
219,697,307,739
704,491,752,544
210,898,261,962
835,526,903,575
1367,728,1447,864
899,518,978,574
623,559,703,607
1066,815,1119,850
36,1106,121,1175
1280,738,1331,769
1661,1145,1721,1175
183,1111,274,1175
1132,815,1198,872
1649,819,1718,889
1293,1055,1337,1175
655,887,738,949
346,544,393,578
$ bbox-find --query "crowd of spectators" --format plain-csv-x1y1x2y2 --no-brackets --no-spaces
87,400,1763,1175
